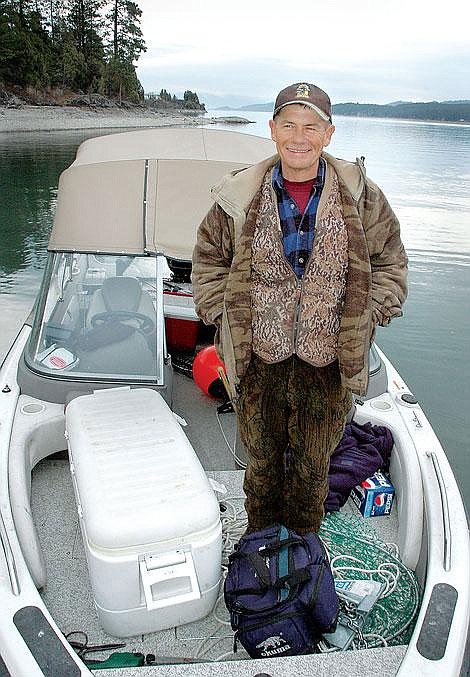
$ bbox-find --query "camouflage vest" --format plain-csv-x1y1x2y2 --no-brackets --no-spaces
251,170,348,366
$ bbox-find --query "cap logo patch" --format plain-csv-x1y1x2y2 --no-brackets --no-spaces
296,84,310,99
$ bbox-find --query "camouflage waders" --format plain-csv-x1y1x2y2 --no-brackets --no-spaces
236,354,352,533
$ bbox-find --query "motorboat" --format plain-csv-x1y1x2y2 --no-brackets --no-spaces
0,128,468,676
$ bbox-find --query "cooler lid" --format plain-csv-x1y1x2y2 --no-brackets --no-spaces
66,388,220,550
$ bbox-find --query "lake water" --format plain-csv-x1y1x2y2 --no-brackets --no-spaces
0,113,469,508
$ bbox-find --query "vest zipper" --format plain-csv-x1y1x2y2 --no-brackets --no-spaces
293,278,303,347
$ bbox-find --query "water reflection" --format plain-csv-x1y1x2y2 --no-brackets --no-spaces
1,136,70,277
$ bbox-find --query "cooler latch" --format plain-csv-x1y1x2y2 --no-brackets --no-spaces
139,549,201,610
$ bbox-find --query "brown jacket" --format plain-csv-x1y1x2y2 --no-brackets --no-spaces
192,152,408,397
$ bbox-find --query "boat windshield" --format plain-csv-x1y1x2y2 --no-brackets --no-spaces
26,252,165,384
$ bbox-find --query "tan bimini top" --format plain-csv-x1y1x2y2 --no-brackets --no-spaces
49,127,275,260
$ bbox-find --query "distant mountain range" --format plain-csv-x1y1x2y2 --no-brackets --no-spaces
332,101,470,122
215,100,470,123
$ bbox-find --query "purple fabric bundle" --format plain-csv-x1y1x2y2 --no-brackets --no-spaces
325,422,394,513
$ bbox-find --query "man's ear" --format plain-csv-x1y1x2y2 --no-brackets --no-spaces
323,124,335,148
269,118,276,142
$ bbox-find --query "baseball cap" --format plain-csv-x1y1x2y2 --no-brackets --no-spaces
273,82,332,122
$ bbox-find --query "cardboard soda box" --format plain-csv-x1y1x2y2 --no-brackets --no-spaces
351,471,395,517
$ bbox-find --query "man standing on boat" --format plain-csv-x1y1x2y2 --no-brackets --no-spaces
192,82,408,534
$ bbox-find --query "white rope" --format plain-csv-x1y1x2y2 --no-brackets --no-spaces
215,408,247,469
322,536,420,647
316,640,340,653
362,633,388,647
330,556,400,598
181,501,246,660
212,594,231,626
220,498,247,567
212,650,237,662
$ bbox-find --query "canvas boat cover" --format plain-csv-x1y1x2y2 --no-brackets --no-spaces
49,127,275,260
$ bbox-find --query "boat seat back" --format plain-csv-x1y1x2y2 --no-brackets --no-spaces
86,276,155,326
79,276,156,375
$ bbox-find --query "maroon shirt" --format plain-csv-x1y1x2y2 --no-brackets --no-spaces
283,177,316,214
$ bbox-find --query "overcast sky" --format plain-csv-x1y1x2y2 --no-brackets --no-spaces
135,0,470,107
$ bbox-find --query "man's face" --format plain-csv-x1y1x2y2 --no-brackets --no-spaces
269,104,335,181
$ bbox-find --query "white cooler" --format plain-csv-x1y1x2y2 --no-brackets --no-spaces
65,387,222,638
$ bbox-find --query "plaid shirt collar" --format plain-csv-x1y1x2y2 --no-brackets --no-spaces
272,156,326,194
271,157,326,278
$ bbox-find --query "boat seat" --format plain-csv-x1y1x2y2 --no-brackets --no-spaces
86,276,155,329
77,277,157,375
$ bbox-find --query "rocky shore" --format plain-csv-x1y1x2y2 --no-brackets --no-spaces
0,86,257,132
0,86,211,133
0,105,258,133
0,104,208,133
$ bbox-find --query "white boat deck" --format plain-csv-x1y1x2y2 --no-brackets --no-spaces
32,462,406,676
30,372,409,676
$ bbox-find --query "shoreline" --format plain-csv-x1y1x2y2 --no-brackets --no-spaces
2,105,466,134
0,105,208,133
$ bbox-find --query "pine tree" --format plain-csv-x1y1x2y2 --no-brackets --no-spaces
0,1,51,88
183,90,201,109
65,0,105,91
107,0,145,63
100,0,145,102
0,0,147,101
38,0,65,42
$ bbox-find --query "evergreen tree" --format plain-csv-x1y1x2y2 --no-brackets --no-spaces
0,3,22,84
107,0,144,63
25,7,51,87
58,27,86,89
39,0,65,42
183,90,200,108
0,0,147,101
99,57,142,102
101,0,145,101
65,0,105,90
0,1,50,88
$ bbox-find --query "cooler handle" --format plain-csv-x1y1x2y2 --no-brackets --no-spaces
139,550,201,610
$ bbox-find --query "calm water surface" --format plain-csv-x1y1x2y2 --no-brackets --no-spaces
0,114,469,508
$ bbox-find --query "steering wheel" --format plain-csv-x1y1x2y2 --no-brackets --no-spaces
91,311,155,336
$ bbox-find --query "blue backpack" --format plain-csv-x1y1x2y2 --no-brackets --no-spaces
224,524,338,658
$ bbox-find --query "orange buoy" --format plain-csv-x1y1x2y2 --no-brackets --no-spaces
192,346,227,399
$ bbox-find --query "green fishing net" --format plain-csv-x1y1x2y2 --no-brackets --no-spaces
319,511,421,648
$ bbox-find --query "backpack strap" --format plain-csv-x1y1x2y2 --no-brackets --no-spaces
228,526,313,603
258,536,304,555
273,568,311,592
228,550,271,590
262,525,310,602
245,552,271,588
278,525,291,601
